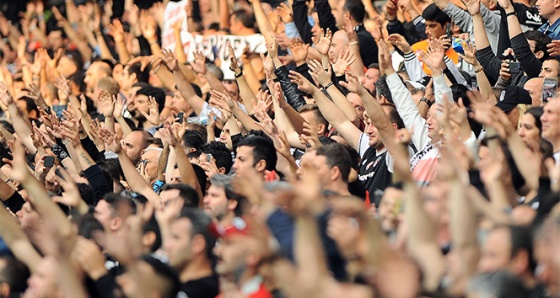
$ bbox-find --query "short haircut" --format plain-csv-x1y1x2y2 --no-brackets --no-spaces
75,214,105,240
468,271,530,298
160,183,200,207
298,104,329,131
233,9,256,29
508,225,537,272
97,77,120,97
77,183,95,206
422,4,451,25
206,63,224,81
381,103,405,129
138,255,180,298
209,174,247,217
186,124,208,144
0,256,30,295
201,141,233,173
177,208,216,259
94,60,113,77
17,96,39,117
127,62,151,83
316,143,352,183
237,135,277,171
343,0,366,23
68,71,86,92
183,130,205,152
375,75,393,103
143,214,162,252
100,192,137,217
136,86,166,113
525,30,552,61
368,63,380,70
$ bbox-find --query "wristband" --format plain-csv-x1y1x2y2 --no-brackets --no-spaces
322,81,334,89
235,71,243,78
52,144,69,160
505,11,516,17
483,134,501,142
474,67,483,73
349,41,358,45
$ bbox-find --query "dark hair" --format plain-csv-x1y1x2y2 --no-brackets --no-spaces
136,86,166,113
368,63,380,70
381,103,405,129
177,208,216,259
237,135,277,171
143,214,162,252
160,183,200,207
525,30,552,61
17,96,39,118
127,62,151,84
201,141,233,173
209,174,247,217
186,124,208,144
298,104,329,133
468,270,530,298
76,183,95,206
97,159,124,181
422,4,451,25
233,9,256,29
524,106,544,133
0,256,30,294
192,164,208,196
183,130,205,152
68,71,86,92
100,192,137,216
75,214,104,240
375,75,393,103
509,225,537,272
138,255,180,298
343,0,366,23
316,143,352,183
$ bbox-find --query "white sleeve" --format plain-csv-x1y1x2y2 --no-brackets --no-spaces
403,52,426,82
445,56,469,87
386,73,430,150
433,73,454,109
358,132,369,158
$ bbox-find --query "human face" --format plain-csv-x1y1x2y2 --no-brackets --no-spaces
223,81,240,102
16,202,41,231
335,0,347,28
539,59,560,78
171,90,191,114
233,146,256,177
214,236,249,276
425,21,446,38
47,31,64,51
329,31,349,63
133,95,150,118
426,105,442,141
478,227,512,272
347,92,365,120
524,78,544,106
378,187,402,232
298,151,332,186
518,113,541,146
536,0,558,19
57,55,77,78
300,110,324,136
541,99,560,145
203,185,231,221
361,68,380,93
84,63,102,92
364,116,381,147
168,168,183,184
138,149,161,184
164,218,194,270
310,13,321,40
116,261,166,298
94,200,115,232
122,131,146,165
23,257,61,298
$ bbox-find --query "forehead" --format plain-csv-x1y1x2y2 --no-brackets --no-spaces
543,59,560,68
425,20,442,27
365,68,380,77
236,145,254,157
123,132,144,145
172,217,193,234
142,149,161,159
332,31,348,43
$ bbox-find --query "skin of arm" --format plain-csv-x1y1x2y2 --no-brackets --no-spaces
240,54,263,96
117,149,161,206
157,144,170,182
172,142,203,199
173,25,188,64
172,63,206,115
7,102,37,154
252,0,275,43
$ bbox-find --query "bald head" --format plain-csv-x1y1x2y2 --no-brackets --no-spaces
523,78,543,106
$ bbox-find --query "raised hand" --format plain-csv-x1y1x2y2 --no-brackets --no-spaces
332,49,356,76
340,70,367,95
227,43,242,75
210,90,235,112
312,28,332,56
266,36,279,58
547,40,560,57
0,82,14,106
161,49,179,71
107,19,125,43
53,167,85,209
289,38,309,66
141,96,160,126
458,41,478,66
463,0,482,16
88,119,106,151
342,16,358,42
26,83,47,108
101,129,122,153
261,53,274,73
377,40,394,74
98,90,116,117
276,3,293,23
288,70,316,94
299,121,321,150
140,10,157,40
113,94,126,119
307,59,332,87
388,34,412,54
55,76,71,103
191,51,207,74
419,38,446,74
499,61,512,82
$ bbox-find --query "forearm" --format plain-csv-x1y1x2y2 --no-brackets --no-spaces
8,105,36,154
174,70,205,115
174,30,187,64
117,150,160,205
252,0,275,42
282,104,306,135
325,84,359,124
95,31,114,61
172,143,203,198
232,105,261,131
241,58,262,96
348,43,365,77
236,76,256,115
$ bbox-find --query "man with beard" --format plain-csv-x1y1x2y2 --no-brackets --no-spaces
127,85,166,132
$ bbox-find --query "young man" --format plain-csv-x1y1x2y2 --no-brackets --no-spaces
232,135,277,179
203,174,247,228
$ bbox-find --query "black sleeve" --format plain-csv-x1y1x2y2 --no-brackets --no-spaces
357,28,378,66
475,46,502,85
511,33,542,79
92,274,117,298
2,191,25,213
274,65,307,110
314,0,338,33
81,136,103,163
136,35,153,56
468,169,487,199
513,3,544,30
292,0,314,44
83,165,113,203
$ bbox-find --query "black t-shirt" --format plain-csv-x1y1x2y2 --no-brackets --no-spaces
180,275,220,298
358,147,392,204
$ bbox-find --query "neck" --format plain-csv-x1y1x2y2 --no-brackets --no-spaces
219,212,236,227
326,180,350,196
548,12,560,25
179,256,214,283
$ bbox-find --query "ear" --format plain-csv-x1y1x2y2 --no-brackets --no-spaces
29,110,38,119
227,199,238,212
142,231,157,250
110,217,123,231
317,123,326,135
344,11,351,20
330,165,341,182
218,167,227,174
0,283,10,298
535,50,544,60
511,249,530,275
191,234,206,255
391,122,398,130
255,159,267,172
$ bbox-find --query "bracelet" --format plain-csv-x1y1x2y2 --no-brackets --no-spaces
483,134,501,142
349,41,358,45
322,81,334,89
505,11,516,17
235,71,243,78
62,140,70,145
474,67,483,73
149,40,158,45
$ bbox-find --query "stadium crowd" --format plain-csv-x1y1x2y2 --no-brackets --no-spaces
0,0,559,297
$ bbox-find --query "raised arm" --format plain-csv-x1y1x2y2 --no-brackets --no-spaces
0,206,42,273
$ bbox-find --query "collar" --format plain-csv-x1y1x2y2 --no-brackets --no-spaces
544,17,560,33
354,24,363,31
240,275,264,295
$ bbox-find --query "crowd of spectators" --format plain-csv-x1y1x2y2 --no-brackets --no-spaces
0,0,559,297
